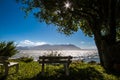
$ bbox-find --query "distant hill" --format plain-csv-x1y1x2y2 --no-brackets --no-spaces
17,44,81,50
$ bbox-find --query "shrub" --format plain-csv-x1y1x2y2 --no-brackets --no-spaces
88,60,96,64
45,50,62,57
18,56,34,63
0,41,18,57
44,51,62,61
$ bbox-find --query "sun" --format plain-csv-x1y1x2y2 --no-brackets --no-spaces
64,1,71,9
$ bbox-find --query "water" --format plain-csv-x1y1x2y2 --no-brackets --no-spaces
12,49,99,63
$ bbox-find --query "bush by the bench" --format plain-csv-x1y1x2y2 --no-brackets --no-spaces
18,57,34,63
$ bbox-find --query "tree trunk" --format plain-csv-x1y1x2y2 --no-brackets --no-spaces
93,0,120,73
95,36,120,73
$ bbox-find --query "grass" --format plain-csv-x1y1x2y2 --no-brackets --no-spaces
0,61,120,80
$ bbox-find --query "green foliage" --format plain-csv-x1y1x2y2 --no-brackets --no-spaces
0,61,41,80
116,26,120,41
17,0,120,40
18,56,34,63
43,51,62,62
0,41,18,57
0,61,120,80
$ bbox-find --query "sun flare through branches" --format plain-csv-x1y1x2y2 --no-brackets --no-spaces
64,1,71,9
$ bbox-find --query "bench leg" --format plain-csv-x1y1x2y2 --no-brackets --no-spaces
41,63,44,75
16,64,19,73
64,64,69,76
4,66,9,76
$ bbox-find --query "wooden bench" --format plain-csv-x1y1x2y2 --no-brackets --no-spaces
38,56,72,76
0,56,19,75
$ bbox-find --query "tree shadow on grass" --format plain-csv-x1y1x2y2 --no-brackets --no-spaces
69,67,104,80
24,66,104,80
0,73,7,80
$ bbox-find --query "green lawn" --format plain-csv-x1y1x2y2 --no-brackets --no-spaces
0,61,120,80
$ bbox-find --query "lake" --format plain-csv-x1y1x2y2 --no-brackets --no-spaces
12,49,100,62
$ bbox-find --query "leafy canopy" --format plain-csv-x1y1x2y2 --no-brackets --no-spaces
17,0,120,40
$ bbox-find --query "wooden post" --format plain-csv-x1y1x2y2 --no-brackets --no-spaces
16,64,19,73
65,63,69,76
4,63,9,75
41,56,45,75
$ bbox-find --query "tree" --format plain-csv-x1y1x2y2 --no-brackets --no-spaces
17,0,120,73
0,41,18,57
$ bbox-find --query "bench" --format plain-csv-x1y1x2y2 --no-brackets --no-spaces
38,56,72,76
0,56,19,75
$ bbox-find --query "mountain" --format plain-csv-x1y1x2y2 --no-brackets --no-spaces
17,44,81,50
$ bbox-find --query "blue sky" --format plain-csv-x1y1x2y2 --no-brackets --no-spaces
0,0,96,49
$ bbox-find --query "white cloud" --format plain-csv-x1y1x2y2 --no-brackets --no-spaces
17,40,47,47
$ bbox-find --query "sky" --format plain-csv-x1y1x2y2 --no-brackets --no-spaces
0,0,96,49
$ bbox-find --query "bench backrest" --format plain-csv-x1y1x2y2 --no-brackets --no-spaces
38,56,72,63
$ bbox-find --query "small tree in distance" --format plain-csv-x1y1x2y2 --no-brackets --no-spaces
0,41,18,57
